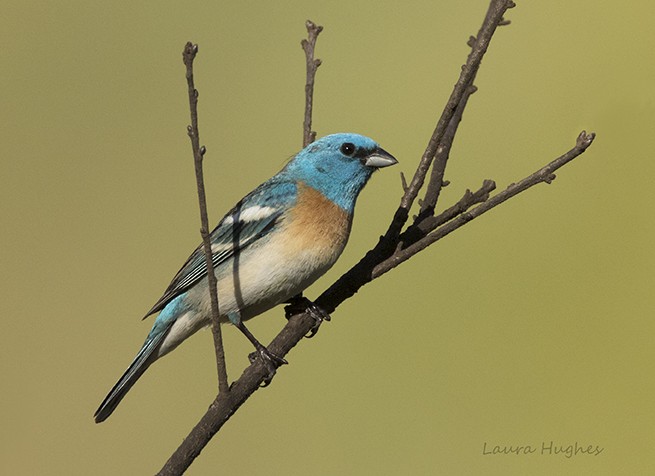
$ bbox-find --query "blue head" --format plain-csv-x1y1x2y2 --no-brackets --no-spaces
283,133,397,212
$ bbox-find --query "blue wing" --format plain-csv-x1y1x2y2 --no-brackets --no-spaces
143,176,297,318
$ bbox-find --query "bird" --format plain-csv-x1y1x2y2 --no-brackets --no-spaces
94,133,397,423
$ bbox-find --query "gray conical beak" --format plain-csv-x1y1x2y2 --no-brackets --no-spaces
363,147,398,168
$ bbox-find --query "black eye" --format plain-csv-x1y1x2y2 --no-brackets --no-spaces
340,142,356,156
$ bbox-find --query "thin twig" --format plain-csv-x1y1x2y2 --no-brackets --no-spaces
419,84,478,218
182,42,230,395
392,180,493,255
301,20,323,147
405,178,496,247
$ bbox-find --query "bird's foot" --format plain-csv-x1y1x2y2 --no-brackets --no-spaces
248,344,288,387
285,295,331,338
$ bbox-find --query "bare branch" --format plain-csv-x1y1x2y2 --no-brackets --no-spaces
394,0,515,235
417,1,515,220
372,131,596,278
414,179,496,238
301,20,323,147
182,42,229,395
316,179,494,312
157,309,318,475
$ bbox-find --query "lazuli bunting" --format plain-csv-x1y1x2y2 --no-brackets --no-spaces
94,133,397,423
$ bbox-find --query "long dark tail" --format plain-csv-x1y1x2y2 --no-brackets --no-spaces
94,330,169,423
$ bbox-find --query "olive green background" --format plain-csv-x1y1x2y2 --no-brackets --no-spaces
2,1,653,474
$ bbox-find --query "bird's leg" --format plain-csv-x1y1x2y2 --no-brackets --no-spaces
235,320,287,387
285,293,331,338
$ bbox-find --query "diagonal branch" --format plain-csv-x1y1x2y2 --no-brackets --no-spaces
412,178,496,242
182,43,229,395
396,0,516,229
418,14,512,221
372,131,596,278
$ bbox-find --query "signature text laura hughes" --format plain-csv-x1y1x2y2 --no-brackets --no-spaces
482,441,603,458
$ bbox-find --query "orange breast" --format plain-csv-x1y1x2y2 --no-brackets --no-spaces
286,182,351,253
